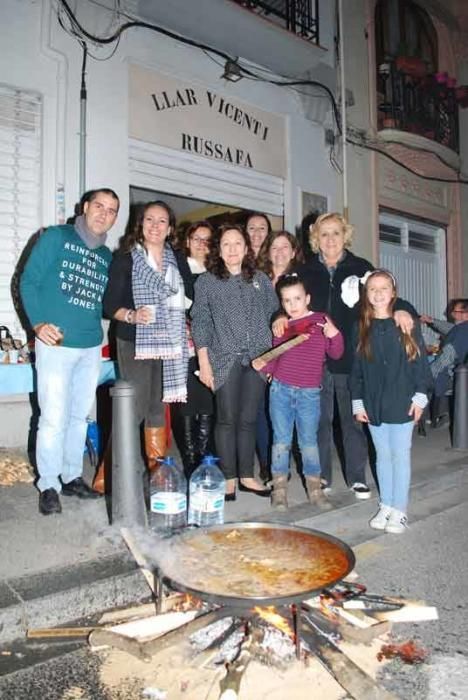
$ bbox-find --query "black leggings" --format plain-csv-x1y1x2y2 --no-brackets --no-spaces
215,361,265,479
117,338,165,428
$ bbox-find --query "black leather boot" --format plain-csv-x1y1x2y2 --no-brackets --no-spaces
196,413,215,461
181,415,198,478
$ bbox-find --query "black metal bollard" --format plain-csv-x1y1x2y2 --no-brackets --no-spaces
452,364,468,450
110,380,147,527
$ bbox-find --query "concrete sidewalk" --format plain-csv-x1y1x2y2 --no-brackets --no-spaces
1,425,467,644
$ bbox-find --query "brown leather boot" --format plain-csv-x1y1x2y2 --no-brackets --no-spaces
92,437,111,494
144,426,167,472
271,475,288,511
306,476,332,511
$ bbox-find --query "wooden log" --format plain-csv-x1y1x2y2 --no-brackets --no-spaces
143,608,228,657
219,624,253,700
303,607,391,645
302,621,399,700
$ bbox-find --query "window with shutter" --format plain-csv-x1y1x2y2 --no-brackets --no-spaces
0,84,42,341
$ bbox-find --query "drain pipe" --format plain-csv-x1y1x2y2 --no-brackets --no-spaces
338,0,348,220
79,42,88,196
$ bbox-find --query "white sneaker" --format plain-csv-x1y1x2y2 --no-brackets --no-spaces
351,482,371,500
385,509,408,534
369,504,393,530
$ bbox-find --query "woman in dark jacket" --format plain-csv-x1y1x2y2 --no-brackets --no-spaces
103,200,189,471
275,212,415,497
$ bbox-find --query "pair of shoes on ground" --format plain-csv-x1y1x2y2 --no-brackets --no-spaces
39,477,101,515
225,479,272,502
369,503,408,534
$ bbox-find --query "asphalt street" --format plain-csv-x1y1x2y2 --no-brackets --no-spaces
1,483,467,699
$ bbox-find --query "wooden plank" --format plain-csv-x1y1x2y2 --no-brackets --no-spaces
98,603,157,625
88,628,151,662
120,527,156,595
27,627,94,639
109,610,199,642
254,334,308,364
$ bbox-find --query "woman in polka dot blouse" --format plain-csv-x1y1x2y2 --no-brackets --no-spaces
191,224,279,500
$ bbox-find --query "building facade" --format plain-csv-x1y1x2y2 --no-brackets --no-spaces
0,0,467,444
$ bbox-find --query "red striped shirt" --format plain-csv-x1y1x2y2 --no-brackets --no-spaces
261,313,344,388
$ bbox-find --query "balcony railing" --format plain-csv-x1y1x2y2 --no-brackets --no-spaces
377,61,459,153
232,0,319,44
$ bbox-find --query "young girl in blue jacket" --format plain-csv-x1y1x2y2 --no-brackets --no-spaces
349,270,432,534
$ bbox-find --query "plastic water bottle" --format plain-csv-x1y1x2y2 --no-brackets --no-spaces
149,456,187,534
188,455,226,527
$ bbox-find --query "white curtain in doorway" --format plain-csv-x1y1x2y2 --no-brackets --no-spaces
128,138,284,216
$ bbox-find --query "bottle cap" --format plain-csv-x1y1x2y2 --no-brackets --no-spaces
157,456,176,466
201,455,220,465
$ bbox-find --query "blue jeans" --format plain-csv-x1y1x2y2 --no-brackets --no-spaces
269,379,321,477
35,340,101,492
368,421,414,513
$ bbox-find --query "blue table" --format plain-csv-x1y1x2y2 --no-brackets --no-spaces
0,360,117,395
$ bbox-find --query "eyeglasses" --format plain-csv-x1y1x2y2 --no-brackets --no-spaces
452,309,466,315
191,236,211,245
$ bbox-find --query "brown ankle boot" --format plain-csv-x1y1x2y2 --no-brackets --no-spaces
306,476,332,511
272,475,288,510
144,426,167,472
92,437,111,494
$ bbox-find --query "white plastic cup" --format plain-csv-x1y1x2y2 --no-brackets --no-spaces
145,305,156,323
8,349,19,364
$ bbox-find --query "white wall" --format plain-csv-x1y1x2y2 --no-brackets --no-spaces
1,0,341,250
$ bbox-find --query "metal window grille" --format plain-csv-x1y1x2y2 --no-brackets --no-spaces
233,0,319,43
379,222,401,245
0,85,42,339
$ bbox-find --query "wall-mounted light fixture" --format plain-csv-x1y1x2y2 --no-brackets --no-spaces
221,59,243,83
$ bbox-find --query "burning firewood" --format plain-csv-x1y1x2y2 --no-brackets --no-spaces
377,639,428,664
218,623,253,700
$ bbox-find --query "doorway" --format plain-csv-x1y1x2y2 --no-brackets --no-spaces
130,187,283,238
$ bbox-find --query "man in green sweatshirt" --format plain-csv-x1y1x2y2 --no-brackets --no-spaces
20,188,119,515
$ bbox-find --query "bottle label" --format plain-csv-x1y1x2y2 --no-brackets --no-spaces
151,492,187,514
190,491,224,513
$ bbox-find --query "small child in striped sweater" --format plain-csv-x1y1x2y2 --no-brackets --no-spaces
252,273,343,510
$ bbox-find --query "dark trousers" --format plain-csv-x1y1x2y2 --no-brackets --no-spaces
318,368,368,486
215,361,265,480
255,385,270,468
117,338,164,427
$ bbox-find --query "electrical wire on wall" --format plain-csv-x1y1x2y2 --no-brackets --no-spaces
55,0,468,187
